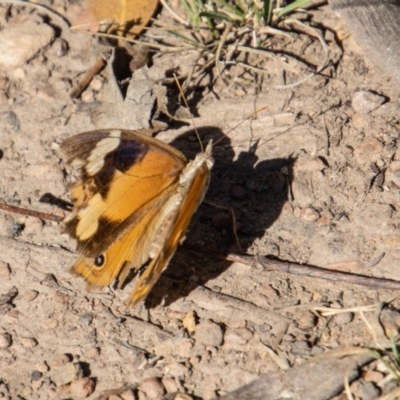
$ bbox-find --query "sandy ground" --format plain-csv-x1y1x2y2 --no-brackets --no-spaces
1,1,400,400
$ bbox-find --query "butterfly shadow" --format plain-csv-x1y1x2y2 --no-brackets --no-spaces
145,126,295,308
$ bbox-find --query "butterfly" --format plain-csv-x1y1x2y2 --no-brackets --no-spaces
61,128,213,306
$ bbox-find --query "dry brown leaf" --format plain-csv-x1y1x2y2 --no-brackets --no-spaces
84,0,159,36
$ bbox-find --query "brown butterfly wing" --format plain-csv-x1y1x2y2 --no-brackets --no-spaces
128,151,213,305
62,129,188,289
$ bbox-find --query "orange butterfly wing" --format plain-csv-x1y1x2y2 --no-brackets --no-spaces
62,129,213,304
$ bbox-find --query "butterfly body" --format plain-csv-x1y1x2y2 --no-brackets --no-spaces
62,129,213,305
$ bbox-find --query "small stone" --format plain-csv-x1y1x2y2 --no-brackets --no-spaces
51,38,68,57
164,362,189,378
90,76,103,91
0,22,54,69
390,160,400,172
182,311,196,334
35,362,49,373
23,290,38,302
310,346,324,355
162,377,178,393
120,389,136,400
166,311,186,320
54,291,69,305
231,185,246,199
352,90,385,114
297,311,317,331
108,395,123,400
79,313,93,326
175,338,194,358
299,207,319,222
31,371,43,381
13,68,25,80
42,318,58,330
230,320,247,329
358,381,380,400
291,341,311,356
31,379,43,389
0,333,12,348
56,384,70,397
194,321,223,347
50,362,83,386
364,370,384,383
174,395,193,400
0,262,10,277
49,353,71,367
224,328,253,347
354,138,383,166
139,377,164,399
334,312,353,325
81,90,94,103
212,212,231,229
20,337,38,348
83,347,100,359
69,377,95,398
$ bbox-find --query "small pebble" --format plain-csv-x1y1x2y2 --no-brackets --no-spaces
49,353,71,367
175,338,194,358
297,311,317,331
79,313,93,326
358,381,380,400
0,333,12,348
31,371,43,381
54,291,69,305
164,362,189,378
364,370,384,383
182,311,196,334
120,389,136,400
31,379,43,389
51,38,68,57
298,207,320,222
224,328,253,347
138,377,164,399
291,341,311,356
69,377,95,398
13,68,25,80
83,347,100,359
42,318,58,330
20,337,38,348
0,262,10,277
194,321,224,347
334,312,353,325
174,395,193,400
51,362,83,386
35,362,49,373
352,90,385,114
90,76,103,91
23,290,38,302
161,377,177,393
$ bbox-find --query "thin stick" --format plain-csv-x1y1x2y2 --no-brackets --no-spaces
183,244,400,291
70,57,107,99
0,202,63,222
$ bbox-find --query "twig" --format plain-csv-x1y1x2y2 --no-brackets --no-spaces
184,244,400,291
0,201,63,222
70,57,107,99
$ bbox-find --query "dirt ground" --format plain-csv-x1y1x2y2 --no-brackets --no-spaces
1,1,400,400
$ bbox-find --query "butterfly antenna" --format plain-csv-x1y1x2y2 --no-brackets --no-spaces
213,105,270,147
173,74,204,153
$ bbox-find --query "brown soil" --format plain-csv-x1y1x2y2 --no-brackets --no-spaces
1,2,400,400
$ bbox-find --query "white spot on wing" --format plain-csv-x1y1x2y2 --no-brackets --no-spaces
86,131,121,176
